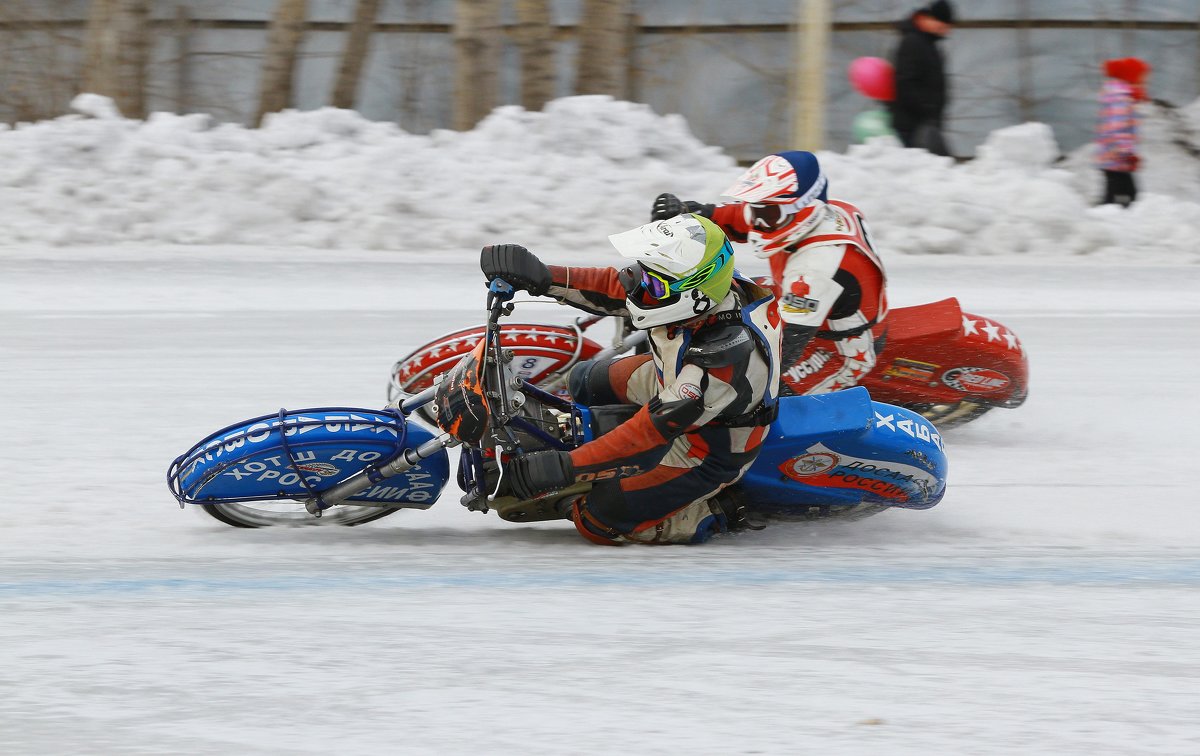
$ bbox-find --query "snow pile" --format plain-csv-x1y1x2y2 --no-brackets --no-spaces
0,94,735,251
1,93,1197,260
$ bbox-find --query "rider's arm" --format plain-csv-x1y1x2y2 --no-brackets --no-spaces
709,204,751,244
777,245,845,369
568,346,764,478
568,398,694,478
544,265,632,318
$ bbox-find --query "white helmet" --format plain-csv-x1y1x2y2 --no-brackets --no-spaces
608,214,735,329
721,151,829,258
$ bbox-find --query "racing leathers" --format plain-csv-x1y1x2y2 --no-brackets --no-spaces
705,200,888,396
544,265,782,544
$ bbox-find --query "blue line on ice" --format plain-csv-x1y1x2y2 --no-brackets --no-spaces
3,562,1200,596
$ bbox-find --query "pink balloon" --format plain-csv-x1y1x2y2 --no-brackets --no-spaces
848,57,895,102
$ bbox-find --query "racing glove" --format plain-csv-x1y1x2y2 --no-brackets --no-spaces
507,449,574,500
650,193,686,220
650,193,715,221
480,243,552,296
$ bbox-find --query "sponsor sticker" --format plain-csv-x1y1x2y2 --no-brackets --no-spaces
942,366,1010,394
884,357,938,382
780,452,839,479
678,382,703,401
779,450,938,503
780,292,820,314
295,462,340,478
786,349,832,381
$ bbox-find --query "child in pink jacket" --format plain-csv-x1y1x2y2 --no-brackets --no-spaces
1097,57,1150,207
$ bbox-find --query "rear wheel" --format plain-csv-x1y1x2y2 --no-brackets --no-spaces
730,483,890,524
909,400,993,429
762,502,890,523
198,500,403,528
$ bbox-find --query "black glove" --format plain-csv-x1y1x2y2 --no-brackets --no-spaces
508,450,574,500
480,243,552,296
650,193,686,221
651,193,715,221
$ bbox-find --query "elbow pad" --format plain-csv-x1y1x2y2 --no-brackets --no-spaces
647,395,705,440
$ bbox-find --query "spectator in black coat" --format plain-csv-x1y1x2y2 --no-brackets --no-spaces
888,1,955,156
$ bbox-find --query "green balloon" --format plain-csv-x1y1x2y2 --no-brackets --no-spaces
852,109,896,143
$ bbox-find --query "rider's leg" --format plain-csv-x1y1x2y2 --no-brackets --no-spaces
567,426,763,545
568,354,653,405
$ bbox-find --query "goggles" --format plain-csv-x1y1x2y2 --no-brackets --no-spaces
744,202,797,232
619,265,679,307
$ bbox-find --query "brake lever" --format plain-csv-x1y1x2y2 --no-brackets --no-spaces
487,445,506,502
487,278,515,319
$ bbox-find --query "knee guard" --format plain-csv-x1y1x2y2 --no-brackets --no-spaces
568,358,621,406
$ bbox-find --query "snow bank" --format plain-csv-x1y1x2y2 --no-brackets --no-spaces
1,93,1197,260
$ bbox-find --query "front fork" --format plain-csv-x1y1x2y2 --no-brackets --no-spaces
303,385,460,516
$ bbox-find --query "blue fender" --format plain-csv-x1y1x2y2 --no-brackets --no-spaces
740,387,947,513
168,408,450,509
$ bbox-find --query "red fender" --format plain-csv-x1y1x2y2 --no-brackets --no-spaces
859,298,1029,408
392,323,604,394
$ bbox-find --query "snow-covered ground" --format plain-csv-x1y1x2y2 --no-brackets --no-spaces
2,97,1199,754
3,247,1199,755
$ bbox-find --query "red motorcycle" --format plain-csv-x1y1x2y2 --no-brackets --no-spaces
389,298,1027,430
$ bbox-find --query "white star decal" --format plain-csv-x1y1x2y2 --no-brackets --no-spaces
429,345,443,358
1004,331,1020,351
962,317,979,336
982,321,1002,342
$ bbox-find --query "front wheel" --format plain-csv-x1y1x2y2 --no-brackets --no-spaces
198,501,403,528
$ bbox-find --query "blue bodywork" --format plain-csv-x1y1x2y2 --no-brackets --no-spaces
168,388,944,515
168,408,450,509
739,387,946,512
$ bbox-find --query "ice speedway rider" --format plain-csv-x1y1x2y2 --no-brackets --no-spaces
479,213,782,545
651,150,888,397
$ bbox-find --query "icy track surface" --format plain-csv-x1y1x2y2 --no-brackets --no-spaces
2,247,1199,755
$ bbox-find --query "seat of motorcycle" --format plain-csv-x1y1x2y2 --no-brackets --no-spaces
587,404,641,437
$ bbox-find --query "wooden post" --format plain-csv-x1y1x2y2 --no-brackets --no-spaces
331,0,382,110
624,11,640,101
256,0,308,126
576,0,629,96
82,0,150,119
791,0,830,151
174,5,190,114
1017,0,1033,123
515,0,555,111
453,0,501,130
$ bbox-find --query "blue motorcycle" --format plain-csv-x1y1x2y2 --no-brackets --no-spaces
168,279,947,530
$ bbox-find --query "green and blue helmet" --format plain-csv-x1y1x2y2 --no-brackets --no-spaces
609,214,735,329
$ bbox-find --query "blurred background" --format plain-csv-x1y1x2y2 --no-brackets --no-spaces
2,0,1197,161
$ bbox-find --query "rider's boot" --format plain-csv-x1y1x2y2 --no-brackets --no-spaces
711,489,767,533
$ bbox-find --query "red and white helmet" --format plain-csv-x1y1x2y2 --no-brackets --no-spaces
720,151,828,258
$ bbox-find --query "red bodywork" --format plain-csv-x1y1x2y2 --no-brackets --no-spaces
393,323,604,394
859,298,1029,409
394,299,1027,415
